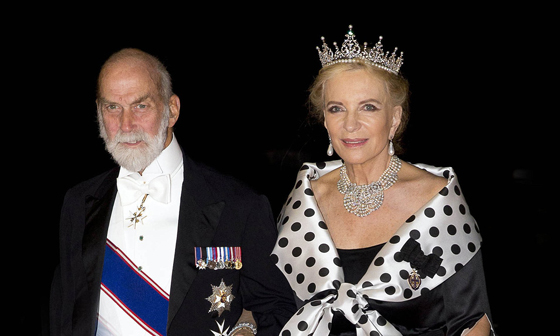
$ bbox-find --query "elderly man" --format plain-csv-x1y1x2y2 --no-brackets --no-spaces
50,48,295,335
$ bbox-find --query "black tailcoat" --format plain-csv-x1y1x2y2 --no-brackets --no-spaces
49,151,295,335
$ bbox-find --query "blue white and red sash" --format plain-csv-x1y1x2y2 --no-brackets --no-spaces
100,239,170,336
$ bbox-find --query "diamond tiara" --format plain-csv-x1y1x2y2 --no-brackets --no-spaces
316,25,404,75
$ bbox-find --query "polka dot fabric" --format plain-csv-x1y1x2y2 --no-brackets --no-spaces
271,161,483,336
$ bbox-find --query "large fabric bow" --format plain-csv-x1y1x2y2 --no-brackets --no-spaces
116,174,171,205
281,282,400,335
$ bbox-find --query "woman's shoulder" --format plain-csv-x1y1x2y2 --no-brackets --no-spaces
309,167,339,202
397,161,449,198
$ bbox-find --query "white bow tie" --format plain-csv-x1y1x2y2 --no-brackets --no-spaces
116,174,172,205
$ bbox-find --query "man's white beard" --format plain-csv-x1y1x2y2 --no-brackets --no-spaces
98,107,169,172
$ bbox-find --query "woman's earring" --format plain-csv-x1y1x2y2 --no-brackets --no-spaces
388,139,395,156
327,136,334,156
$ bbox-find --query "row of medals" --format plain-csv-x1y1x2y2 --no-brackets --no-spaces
197,258,242,270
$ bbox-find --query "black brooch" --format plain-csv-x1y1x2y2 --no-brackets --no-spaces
399,238,443,290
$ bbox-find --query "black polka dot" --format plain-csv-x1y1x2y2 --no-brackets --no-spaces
304,188,314,196
304,208,315,217
399,270,409,280
370,331,380,336
459,204,467,215
394,252,403,262
406,215,416,223
297,321,308,331
447,224,457,235
333,257,342,267
374,257,384,266
318,221,328,229
316,162,326,169
292,247,302,257
307,283,316,293
306,257,316,267
429,227,440,237
358,315,369,324
352,304,360,314
362,281,374,288
296,273,305,284
304,232,315,241
291,222,301,232
443,205,453,216
380,273,391,283
319,268,330,277
468,242,476,252
319,244,330,253
281,216,290,225
439,187,449,196
285,197,292,206
385,286,396,295
377,315,387,326
455,263,464,272
311,300,322,306
282,330,291,336
410,230,421,240
295,180,303,189
270,254,278,264
437,266,446,277
424,207,435,218
389,235,401,244
463,223,472,234
451,244,461,255
278,237,288,248
292,200,301,209
454,185,461,195
404,288,413,299
333,280,341,289
346,289,356,298
284,264,292,274
432,246,443,257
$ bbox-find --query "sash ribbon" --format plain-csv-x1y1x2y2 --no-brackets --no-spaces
100,240,169,336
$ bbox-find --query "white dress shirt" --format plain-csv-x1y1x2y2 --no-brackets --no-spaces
97,134,183,336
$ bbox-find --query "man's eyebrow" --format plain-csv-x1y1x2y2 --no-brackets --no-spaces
131,94,154,105
97,94,154,106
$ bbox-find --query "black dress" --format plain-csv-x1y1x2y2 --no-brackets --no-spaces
330,245,491,336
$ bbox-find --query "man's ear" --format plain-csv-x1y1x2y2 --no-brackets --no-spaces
168,94,180,128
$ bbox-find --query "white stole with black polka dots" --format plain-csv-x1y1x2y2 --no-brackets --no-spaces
272,160,482,336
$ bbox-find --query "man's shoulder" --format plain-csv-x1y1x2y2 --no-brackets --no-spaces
187,158,263,203
65,167,119,200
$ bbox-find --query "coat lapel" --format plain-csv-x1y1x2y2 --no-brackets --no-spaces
78,168,118,334
167,154,225,330
82,168,118,291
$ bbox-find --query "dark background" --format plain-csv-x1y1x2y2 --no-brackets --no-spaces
11,7,554,335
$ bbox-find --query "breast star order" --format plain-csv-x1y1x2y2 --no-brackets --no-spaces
206,279,235,317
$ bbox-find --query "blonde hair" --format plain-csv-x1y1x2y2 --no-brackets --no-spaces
308,61,410,154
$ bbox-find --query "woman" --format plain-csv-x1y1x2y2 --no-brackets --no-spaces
271,26,493,335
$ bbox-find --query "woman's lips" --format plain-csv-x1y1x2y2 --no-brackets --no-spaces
341,138,369,148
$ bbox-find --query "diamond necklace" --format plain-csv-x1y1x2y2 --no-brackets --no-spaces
337,155,402,217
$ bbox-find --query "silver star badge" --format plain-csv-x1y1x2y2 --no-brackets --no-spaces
210,319,230,336
206,279,235,317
